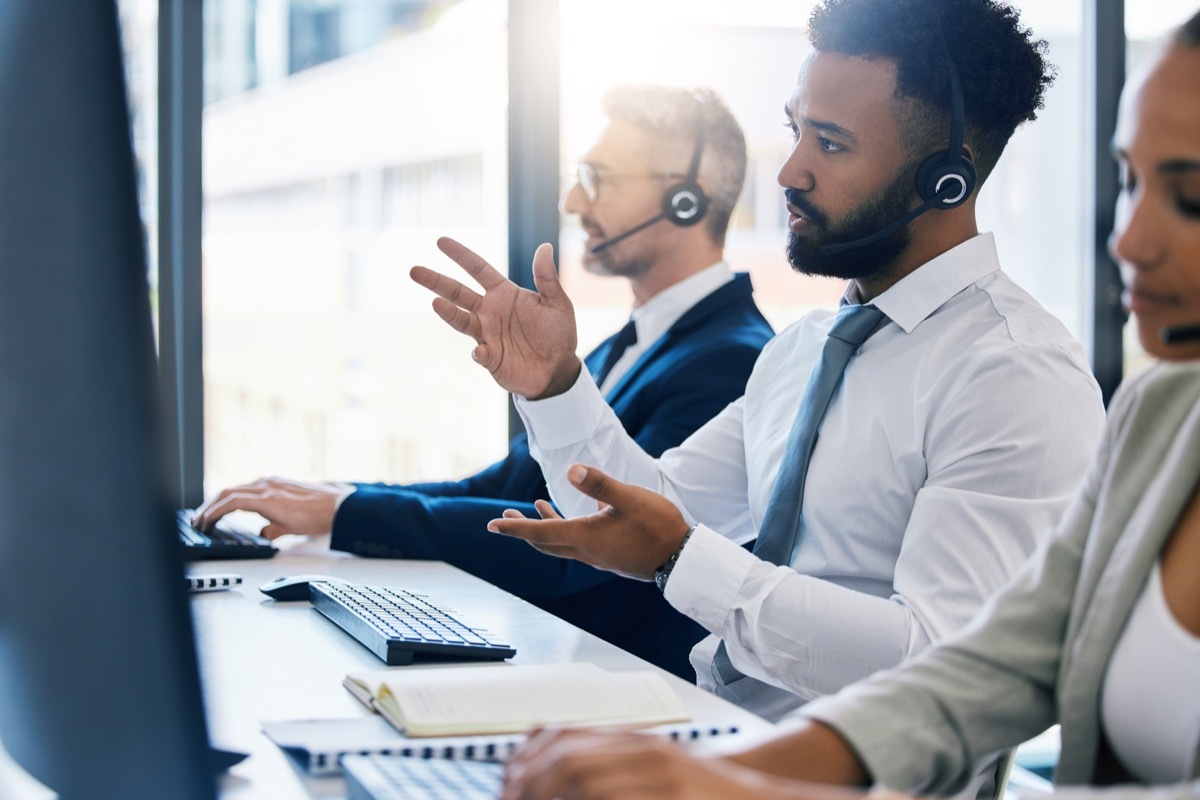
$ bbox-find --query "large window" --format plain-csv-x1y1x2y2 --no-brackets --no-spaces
118,0,1189,498
199,0,510,492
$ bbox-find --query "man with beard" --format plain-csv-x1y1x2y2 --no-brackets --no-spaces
410,0,1107,726
194,85,774,680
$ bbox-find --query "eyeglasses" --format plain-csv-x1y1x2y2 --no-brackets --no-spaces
570,163,684,204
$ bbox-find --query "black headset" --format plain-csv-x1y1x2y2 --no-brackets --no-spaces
589,128,710,253
915,59,976,210
662,130,710,226
819,57,976,256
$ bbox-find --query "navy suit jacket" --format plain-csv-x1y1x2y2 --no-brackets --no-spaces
331,273,772,679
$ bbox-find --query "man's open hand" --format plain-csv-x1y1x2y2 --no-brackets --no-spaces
487,464,691,581
410,237,583,400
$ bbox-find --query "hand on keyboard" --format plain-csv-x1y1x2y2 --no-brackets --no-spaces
192,477,354,540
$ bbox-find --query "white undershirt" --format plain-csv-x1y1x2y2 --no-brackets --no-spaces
598,261,732,394
1101,561,1200,782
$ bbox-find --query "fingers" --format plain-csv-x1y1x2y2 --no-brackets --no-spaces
487,514,572,544
192,491,275,531
529,242,571,309
534,499,563,520
259,522,291,541
488,509,585,559
564,464,628,510
411,270,487,343
503,729,673,800
437,236,509,291
410,265,484,312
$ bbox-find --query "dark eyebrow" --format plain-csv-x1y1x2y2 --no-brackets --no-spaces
1160,159,1200,175
783,102,859,145
806,118,858,146
1109,146,1200,175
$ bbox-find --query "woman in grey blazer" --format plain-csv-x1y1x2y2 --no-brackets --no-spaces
498,12,1200,800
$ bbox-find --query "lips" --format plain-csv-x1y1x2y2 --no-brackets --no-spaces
580,219,605,245
782,189,826,232
1123,285,1182,315
786,203,813,232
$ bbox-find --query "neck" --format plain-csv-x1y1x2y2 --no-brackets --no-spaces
627,237,724,307
853,209,979,302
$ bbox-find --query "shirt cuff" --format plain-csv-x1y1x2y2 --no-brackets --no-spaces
514,368,609,450
663,524,756,632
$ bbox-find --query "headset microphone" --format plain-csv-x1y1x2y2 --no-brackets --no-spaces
589,129,709,254
818,58,976,258
589,213,668,253
1161,324,1200,345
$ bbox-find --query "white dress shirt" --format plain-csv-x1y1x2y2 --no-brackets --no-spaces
597,261,733,394
517,233,1106,721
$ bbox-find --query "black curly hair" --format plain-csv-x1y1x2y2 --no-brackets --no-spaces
808,0,1055,185
1178,9,1200,46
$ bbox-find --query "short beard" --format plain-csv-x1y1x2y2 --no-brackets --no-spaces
581,222,655,278
582,250,653,278
785,164,919,281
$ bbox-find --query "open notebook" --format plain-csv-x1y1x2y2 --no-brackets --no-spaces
344,662,690,737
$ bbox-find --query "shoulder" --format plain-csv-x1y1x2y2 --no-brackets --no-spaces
921,274,1099,399
1108,360,1200,430
670,274,772,342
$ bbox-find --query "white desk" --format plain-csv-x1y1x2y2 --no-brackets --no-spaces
216,544,773,796
0,541,771,798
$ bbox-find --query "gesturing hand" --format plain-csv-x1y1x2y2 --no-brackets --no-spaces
410,237,583,400
487,464,692,581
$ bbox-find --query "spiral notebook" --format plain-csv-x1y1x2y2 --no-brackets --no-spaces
262,716,742,777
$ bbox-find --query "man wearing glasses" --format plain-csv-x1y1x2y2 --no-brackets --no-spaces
195,85,773,680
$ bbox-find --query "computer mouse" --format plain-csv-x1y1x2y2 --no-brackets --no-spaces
258,574,343,602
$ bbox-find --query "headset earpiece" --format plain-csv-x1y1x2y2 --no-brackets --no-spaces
663,127,709,227
915,57,976,210
662,180,709,226
916,151,976,209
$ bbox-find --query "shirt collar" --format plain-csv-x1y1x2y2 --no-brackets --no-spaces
631,261,733,346
842,233,1001,334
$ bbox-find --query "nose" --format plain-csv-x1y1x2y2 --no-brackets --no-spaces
1109,187,1166,272
776,139,815,193
560,179,588,217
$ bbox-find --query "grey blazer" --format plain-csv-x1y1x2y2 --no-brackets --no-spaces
802,360,1200,799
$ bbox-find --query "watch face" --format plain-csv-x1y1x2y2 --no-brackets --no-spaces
654,569,669,593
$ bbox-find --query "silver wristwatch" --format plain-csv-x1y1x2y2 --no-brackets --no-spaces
654,525,696,593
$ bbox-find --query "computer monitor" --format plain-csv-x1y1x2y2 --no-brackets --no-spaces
0,2,214,797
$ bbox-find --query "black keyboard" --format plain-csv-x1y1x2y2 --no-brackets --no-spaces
309,581,516,666
343,754,502,800
176,510,277,561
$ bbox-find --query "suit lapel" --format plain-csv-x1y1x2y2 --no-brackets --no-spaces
603,274,755,404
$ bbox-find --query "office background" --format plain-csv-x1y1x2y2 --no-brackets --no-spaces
114,0,1196,509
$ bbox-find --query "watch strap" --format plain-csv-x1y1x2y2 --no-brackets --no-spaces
654,524,696,593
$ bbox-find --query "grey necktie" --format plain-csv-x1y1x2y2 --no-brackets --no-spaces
711,303,889,686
